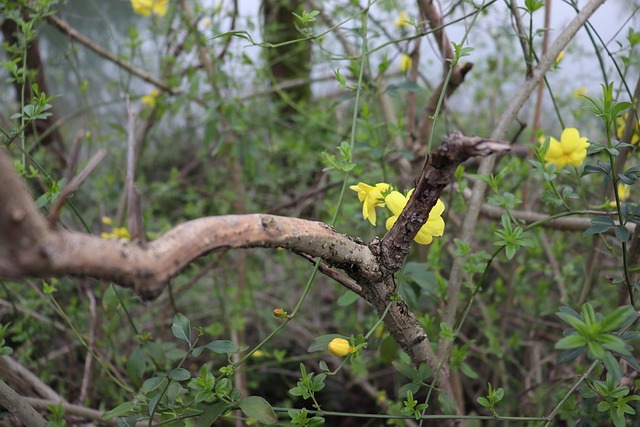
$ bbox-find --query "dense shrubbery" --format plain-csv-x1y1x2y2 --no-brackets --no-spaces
1,0,639,426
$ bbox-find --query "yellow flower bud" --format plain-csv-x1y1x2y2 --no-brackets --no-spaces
273,308,287,319
327,338,355,357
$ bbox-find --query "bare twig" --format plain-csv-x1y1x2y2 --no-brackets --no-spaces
508,0,531,76
126,101,143,241
78,286,97,404
46,15,176,94
531,0,553,142
48,149,107,225
297,253,363,295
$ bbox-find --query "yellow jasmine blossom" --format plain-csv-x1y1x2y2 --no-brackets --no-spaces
395,11,410,28
384,190,445,245
573,87,587,98
544,128,589,169
101,227,131,241
141,88,160,109
618,183,631,200
131,0,168,17
554,50,564,66
350,182,392,226
609,183,631,208
616,113,640,145
327,338,355,357
400,53,413,73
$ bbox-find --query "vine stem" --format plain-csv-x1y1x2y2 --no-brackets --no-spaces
543,360,599,426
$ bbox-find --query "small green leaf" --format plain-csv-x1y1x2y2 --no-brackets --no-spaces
126,346,146,387
307,334,346,353
555,334,587,350
204,340,239,354
615,225,630,242
337,290,359,306
172,313,191,344
196,402,232,427
102,402,135,420
237,396,278,424
167,368,191,381
601,306,636,332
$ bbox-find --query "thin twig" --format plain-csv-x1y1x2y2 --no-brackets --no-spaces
126,100,143,241
46,15,177,94
78,286,97,404
48,149,107,225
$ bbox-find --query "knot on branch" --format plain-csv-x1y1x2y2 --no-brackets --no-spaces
379,132,510,271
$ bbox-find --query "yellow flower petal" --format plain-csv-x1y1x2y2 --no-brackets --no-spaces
395,11,410,28
400,54,413,73
384,191,408,216
544,128,588,169
131,0,167,17
384,195,445,245
141,88,159,108
351,182,392,225
327,338,355,357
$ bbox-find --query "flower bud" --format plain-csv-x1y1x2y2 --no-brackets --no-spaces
273,308,287,319
327,338,355,357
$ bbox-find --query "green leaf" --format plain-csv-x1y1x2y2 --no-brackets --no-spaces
601,306,636,332
557,347,584,364
172,313,191,344
307,334,346,353
102,402,135,420
142,375,167,393
477,396,490,408
597,334,631,357
204,340,239,354
555,334,587,350
615,225,630,242
583,216,615,237
600,352,622,384
126,346,146,387
237,396,278,424
167,368,191,381
587,340,606,360
556,311,587,332
379,335,399,364
337,290,359,306
196,402,232,427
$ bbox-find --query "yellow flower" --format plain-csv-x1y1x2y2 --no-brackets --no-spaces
350,182,392,226
544,128,589,169
101,226,131,241
573,87,587,98
384,190,445,245
609,183,631,208
395,11,410,28
400,53,413,73
616,113,640,145
554,50,564,67
101,216,113,225
131,0,168,17
141,88,160,108
327,338,355,357
618,183,631,201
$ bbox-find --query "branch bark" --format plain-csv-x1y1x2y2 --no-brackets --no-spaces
0,133,509,411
